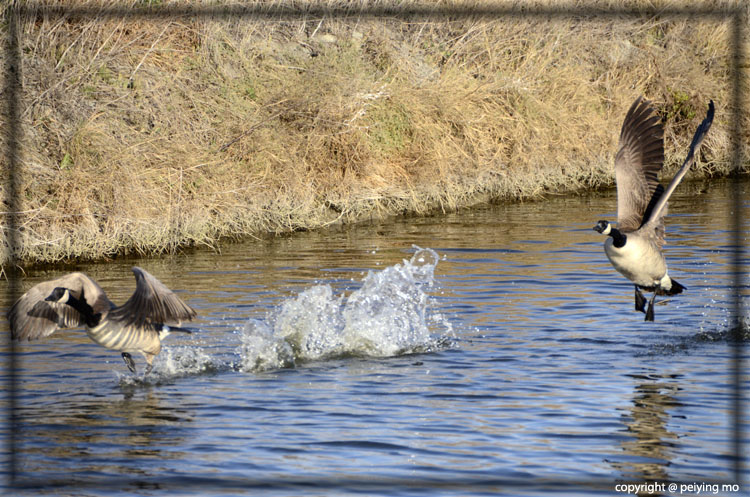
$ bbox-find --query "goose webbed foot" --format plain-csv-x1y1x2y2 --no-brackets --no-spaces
121,352,136,373
645,292,657,322
634,287,647,313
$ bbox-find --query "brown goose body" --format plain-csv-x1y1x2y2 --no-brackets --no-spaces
8,267,197,373
594,96,714,321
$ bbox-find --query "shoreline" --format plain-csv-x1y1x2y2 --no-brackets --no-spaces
6,174,745,271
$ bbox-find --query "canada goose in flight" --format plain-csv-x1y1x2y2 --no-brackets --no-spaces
594,96,714,321
8,267,197,373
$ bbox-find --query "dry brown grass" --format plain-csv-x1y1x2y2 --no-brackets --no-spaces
1,0,747,266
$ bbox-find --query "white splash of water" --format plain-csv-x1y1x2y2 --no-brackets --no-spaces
240,319,295,371
239,247,450,372
117,346,221,386
154,346,219,376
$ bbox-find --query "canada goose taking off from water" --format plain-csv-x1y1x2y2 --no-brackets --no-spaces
8,267,197,373
593,96,714,321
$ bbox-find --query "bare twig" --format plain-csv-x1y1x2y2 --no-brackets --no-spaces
130,22,172,83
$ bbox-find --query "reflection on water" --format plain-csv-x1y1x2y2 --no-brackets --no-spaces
1,178,748,496
17,392,192,483
612,372,681,491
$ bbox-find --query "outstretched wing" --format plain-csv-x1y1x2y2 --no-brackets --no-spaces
614,97,665,234
108,267,197,328
7,272,105,341
641,100,715,231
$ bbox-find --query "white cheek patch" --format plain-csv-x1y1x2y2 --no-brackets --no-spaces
602,223,612,235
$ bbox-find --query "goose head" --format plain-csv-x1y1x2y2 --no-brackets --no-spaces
44,287,71,304
593,220,612,235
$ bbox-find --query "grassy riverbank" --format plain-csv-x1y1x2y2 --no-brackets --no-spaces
2,0,748,267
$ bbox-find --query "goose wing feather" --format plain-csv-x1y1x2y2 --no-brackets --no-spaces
641,100,715,231
614,97,665,235
7,273,111,341
108,267,196,328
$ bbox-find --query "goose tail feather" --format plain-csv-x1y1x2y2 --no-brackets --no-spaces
658,279,686,296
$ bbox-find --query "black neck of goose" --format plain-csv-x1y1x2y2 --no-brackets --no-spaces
64,294,102,327
609,228,627,248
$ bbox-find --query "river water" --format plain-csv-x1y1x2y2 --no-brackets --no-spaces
2,178,748,496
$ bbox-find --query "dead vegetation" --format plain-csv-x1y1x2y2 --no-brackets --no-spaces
1,1,747,266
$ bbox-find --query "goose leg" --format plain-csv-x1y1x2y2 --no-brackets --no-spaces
645,292,657,322
634,286,647,313
144,354,155,375
121,352,136,373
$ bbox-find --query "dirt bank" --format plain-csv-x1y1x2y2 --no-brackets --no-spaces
2,1,747,267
